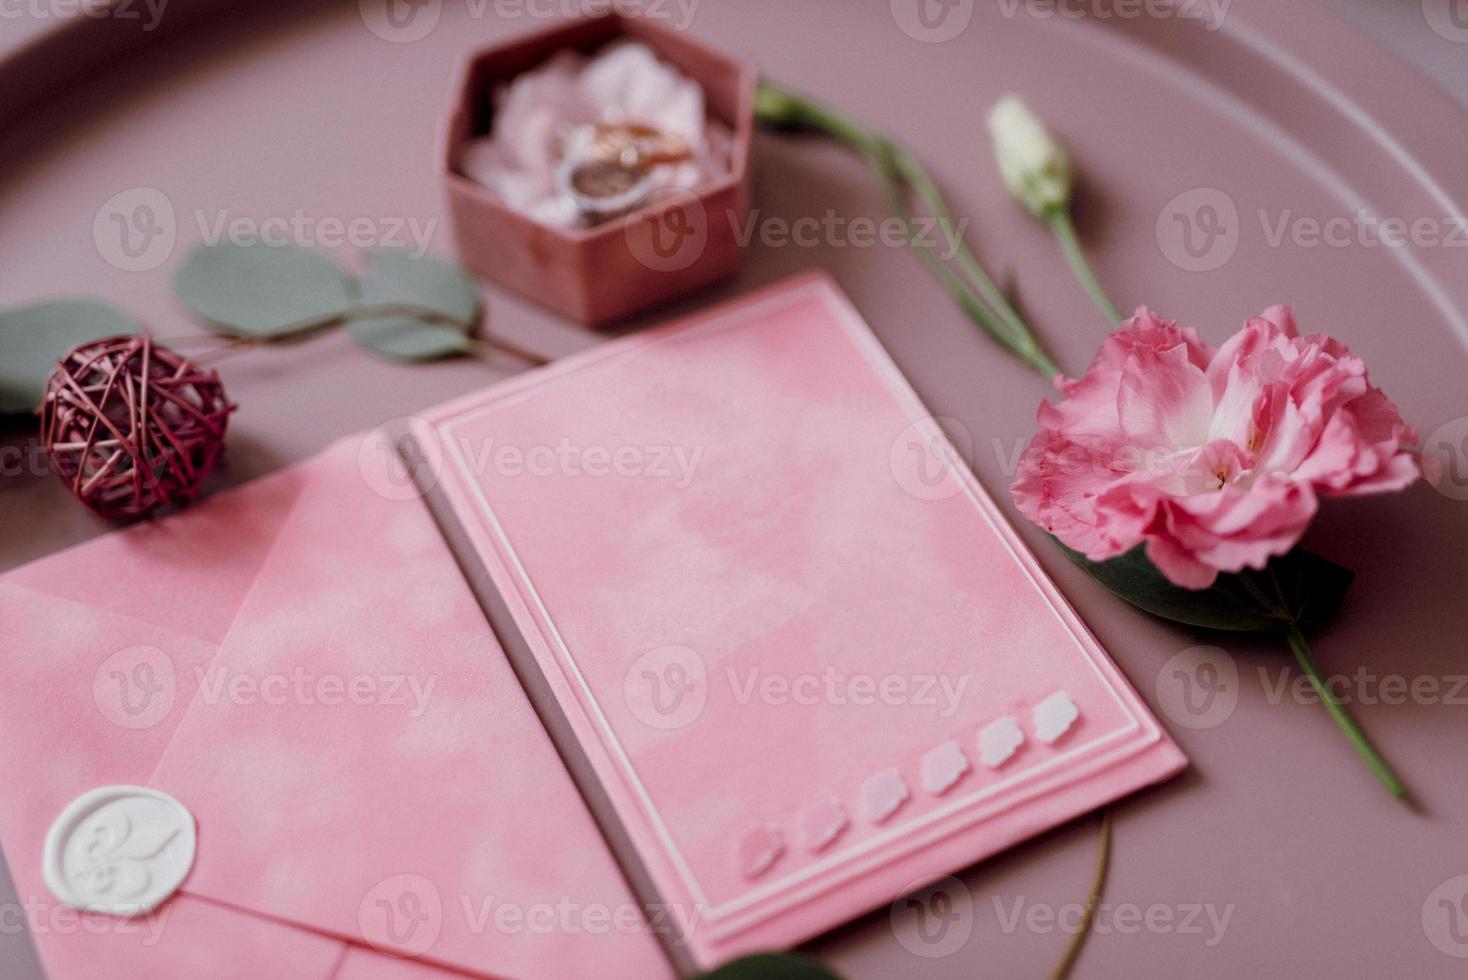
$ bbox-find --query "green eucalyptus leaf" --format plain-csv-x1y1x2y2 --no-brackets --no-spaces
0,298,140,414
346,316,474,362
174,241,357,337
346,250,482,362
696,953,841,980
357,248,481,325
1061,543,1353,632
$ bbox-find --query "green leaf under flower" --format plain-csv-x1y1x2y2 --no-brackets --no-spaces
0,298,140,414
1060,543,1354,632
1063,542,1403,797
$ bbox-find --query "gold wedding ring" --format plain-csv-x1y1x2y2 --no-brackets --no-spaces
557,123,694,223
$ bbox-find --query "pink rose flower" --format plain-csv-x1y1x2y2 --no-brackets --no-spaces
1012,306,1422,588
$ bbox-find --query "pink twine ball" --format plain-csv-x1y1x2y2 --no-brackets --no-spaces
39,335,235,521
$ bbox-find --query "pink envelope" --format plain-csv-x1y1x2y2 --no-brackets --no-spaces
0,440,673,979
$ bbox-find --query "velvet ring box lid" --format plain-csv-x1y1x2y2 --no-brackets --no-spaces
441,13,756,327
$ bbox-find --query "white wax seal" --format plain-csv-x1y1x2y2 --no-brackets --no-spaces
42,785,196,916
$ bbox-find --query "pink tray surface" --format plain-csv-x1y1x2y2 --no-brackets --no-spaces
2,1,1468,977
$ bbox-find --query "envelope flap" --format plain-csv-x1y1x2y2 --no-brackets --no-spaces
4,463,310,646
145,434,672,979
0,458,359,980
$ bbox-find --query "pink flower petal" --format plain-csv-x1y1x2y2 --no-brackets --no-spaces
1011,305,1421,589
1118,344,1215,449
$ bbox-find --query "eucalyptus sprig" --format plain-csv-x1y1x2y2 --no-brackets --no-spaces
0,245,540,418
173,242,542,364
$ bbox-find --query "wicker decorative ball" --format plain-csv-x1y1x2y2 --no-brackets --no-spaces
39,335,235,521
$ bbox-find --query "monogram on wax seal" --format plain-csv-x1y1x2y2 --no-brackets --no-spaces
42,785,197,916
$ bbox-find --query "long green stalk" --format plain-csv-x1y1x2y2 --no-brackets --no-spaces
1047,207,1122,325
1286,625,1408,799
755,80,1059,378
1238,570,1410,801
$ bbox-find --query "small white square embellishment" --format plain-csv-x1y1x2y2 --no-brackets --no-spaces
920,741,969,795
860,768,909,824
797,798,848,852
1033,690,1080,744
978,715,1025,768
737,825,783,879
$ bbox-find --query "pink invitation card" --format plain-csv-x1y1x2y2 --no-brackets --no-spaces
416,272,1186,968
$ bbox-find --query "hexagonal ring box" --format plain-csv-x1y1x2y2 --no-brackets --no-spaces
441,13,756,326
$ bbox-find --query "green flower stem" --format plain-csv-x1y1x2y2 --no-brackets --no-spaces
755,79,883,158
1050,808,1111,980
755,79,1060,379
870,153,1060,375
1046,206,1122,326
885,143,1044,353
1237,568,1408,802
1285,625,1408,800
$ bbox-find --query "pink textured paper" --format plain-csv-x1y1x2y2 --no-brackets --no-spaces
0,563,346,978
333,945,475,980
421,273,1187,965
0,443,670,979
146,437,673,979
4,464,308,645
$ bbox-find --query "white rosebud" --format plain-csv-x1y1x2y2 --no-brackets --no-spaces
987,94,1072,217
